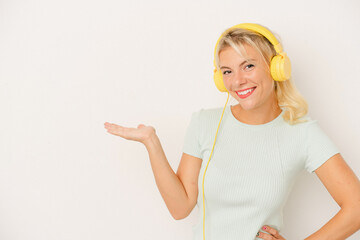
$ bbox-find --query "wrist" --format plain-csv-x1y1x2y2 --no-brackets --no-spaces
143,131,158,148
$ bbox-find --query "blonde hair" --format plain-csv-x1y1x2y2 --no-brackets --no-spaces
215,27,308,125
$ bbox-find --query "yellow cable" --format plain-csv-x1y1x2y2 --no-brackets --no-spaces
202,92,230,240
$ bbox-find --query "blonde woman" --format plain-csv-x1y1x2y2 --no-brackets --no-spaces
104,23,360,240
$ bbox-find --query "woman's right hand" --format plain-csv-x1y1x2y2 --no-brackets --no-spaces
104,122,156,145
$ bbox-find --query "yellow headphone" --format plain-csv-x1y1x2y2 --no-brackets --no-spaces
213,23,291,92
201,23,290,240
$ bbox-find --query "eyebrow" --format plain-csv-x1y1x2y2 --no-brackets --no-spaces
220,59,256,70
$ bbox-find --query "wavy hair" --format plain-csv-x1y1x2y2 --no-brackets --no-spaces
215,26,308,125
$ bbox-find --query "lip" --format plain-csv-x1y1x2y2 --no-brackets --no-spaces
236,87,256,99
236,87,256,92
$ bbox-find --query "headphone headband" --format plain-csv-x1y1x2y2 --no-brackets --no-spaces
213,23,284,68
213,23,291,91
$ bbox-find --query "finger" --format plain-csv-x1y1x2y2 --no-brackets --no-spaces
104,122,116,130
256,231,275,240
262,226,281,239
105,123,127,136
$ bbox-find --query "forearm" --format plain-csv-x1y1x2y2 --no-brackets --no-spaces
304,206,360,240
143,133,190,220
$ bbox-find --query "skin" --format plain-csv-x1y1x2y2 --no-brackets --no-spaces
219,44,282,125
104,123,155,144
104,43,360,239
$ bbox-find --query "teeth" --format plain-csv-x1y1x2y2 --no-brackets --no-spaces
238,87,255,95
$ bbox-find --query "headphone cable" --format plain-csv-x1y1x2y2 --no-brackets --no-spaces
202,92,230,240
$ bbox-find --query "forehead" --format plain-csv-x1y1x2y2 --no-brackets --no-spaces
219,44,260,62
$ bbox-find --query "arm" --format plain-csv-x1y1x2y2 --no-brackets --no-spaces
304,153,360,240
104,122,202,220
144,133,202,220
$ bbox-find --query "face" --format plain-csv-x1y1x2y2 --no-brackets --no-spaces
219,44,278,113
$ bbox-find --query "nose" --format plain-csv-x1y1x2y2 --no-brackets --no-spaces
231,70,248,87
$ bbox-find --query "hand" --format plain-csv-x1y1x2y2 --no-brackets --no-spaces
256,225,286,240
104,122,156,144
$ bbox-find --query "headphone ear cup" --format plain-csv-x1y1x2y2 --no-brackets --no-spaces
214,69,228,92
270,54,291,81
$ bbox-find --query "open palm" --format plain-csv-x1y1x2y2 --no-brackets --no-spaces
104,122,155,144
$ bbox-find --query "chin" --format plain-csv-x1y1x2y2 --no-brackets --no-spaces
236,103,257,111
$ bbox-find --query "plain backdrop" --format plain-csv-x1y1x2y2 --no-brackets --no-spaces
0,0,359,239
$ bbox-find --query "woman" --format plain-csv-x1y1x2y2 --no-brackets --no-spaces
104,23,360,240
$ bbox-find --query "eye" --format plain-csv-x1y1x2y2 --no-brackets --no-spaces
245,64,254,70
222,70,231,75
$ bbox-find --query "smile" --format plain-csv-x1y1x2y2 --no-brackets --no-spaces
236,87,256,99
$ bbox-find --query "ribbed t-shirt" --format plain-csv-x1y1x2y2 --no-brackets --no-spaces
182,105,340,240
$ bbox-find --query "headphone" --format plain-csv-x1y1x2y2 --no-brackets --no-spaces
213,23,291,92
201,23,291,240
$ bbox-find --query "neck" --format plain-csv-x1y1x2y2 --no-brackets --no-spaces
231,104,282,125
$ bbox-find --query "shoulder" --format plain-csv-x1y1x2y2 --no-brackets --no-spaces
276,113,320,142
192,106,224,120
282,113,318,130
189,107,226,133
282,114,333,148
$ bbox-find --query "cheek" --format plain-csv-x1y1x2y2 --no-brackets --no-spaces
255,78,274,98
262,81,276,98
259,73,274,89
223,77,232,90
222,76,230,84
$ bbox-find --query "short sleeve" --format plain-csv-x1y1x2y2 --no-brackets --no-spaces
305,121,340,173
182,110,202,159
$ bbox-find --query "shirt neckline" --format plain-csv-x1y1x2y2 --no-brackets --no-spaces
226,105,285,129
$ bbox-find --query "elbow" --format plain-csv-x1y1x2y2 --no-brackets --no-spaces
173,215,185,220
170,199,196,220
172,212,189,220
171,208,192,220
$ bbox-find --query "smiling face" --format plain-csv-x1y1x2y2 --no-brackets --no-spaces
219,44,279,113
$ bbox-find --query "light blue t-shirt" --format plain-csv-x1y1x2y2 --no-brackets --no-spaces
182,105,340,240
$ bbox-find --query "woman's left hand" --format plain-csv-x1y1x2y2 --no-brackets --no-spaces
256,225,286,239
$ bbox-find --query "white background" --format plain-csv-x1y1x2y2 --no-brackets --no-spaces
0,0,359,239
